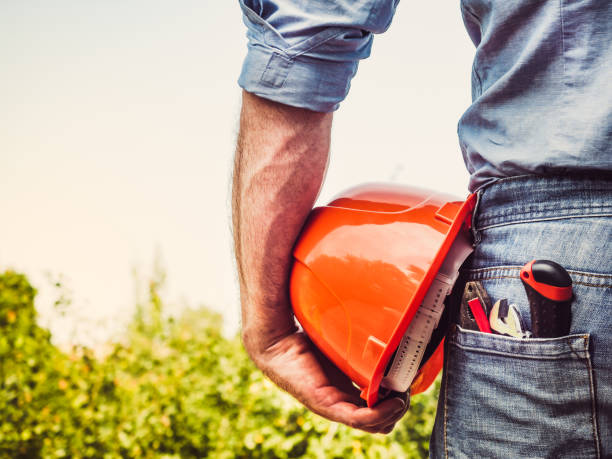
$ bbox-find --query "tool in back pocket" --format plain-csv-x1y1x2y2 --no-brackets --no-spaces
459,281,493,333
489,298,531,339
520,260,573,338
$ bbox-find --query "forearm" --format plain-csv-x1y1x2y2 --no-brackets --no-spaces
232,91,332,360
231,92,407,432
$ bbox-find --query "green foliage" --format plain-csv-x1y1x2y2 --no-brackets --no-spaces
0,270,439,458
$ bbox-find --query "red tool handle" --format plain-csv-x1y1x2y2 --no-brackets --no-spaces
468,298,492,333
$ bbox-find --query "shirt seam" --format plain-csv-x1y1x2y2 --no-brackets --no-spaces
241,0,351,62
285,29,348,59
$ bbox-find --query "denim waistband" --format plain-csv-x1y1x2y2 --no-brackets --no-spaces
473,174,612,231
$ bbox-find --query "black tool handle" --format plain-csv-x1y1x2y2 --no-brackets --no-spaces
520,260,573,338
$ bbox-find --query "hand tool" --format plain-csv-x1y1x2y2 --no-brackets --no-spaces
468,298,493,333
489,298,531,339
520,259,573,338
458,281,493,333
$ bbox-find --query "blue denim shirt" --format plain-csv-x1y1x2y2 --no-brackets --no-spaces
238,0,612,191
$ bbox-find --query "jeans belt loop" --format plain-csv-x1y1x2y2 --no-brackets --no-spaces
471,188,483,247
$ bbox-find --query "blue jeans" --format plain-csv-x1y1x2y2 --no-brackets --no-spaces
430,175,612,458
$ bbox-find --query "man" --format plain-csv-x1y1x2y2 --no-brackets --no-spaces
232,0,611,456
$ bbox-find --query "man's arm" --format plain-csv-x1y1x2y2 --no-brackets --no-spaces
232,91,407,433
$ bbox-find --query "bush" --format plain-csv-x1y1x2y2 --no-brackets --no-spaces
0,271,439,458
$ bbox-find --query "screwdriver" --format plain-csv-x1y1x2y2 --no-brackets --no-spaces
520,260,573,338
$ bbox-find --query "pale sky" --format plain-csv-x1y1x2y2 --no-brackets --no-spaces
0,1,474,346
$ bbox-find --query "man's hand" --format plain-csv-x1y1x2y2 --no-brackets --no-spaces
248,330,408,434
232,91,408,433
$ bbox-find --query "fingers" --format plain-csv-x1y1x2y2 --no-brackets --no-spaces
378,397,411,434
352,395,411,434
256,333,410,435
330,396,407,434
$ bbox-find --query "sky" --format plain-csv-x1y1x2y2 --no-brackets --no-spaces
0,1,475,347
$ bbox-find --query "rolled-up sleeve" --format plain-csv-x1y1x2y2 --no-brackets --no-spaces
238,0,400,112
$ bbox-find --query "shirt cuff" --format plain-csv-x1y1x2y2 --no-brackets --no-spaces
238,43,360,113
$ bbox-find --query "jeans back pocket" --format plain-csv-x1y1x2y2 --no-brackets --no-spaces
431,327,600,459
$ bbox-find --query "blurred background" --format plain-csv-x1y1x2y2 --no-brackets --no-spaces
0,1,473,347
1,2,475,456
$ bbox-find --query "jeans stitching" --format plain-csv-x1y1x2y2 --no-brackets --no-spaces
478,174,612,191
465,274,611,289
585,349,602,458
465,265,520,273
484,201,610,216
575,281,612,288
464,268,612,288
443,341,449,459
450,343,586,360
478,212,612,231
467,266,612,279
567,335,584,360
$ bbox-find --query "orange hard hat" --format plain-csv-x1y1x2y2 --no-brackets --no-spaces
290,183,477,407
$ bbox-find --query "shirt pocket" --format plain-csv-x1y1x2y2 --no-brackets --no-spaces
441,327,600,459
